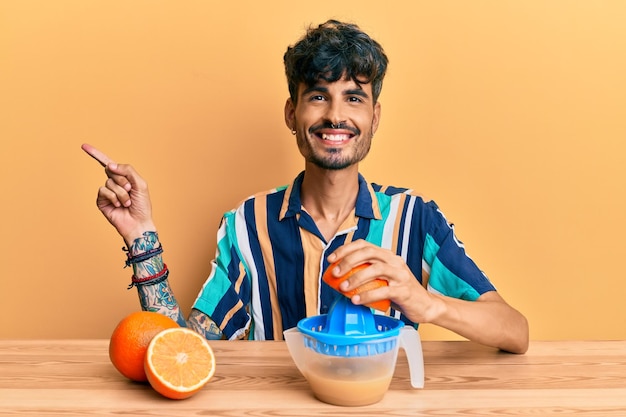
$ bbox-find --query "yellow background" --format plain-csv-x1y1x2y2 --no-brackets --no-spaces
2,1,625,340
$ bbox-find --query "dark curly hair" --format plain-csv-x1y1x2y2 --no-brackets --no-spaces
283,20,388,105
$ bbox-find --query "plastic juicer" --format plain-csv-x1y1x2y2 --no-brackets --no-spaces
284,296,424,406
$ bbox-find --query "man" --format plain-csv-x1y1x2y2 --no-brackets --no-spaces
84,20,529,353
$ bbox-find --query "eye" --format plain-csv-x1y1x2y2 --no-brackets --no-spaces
310,94,326,101
348,96,363,103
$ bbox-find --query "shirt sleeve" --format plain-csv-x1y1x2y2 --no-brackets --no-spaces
421,202,496,300
192,210,251,339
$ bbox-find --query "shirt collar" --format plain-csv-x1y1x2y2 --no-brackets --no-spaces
279,171,382,221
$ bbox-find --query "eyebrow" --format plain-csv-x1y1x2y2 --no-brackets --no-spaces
302,85,370,99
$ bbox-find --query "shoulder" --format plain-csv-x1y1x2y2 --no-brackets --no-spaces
369,181,448,224
227,185,289,212
370,182,412,196
370,182,436,207
218,185,290,228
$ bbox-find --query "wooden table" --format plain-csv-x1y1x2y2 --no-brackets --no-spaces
1,339,625,416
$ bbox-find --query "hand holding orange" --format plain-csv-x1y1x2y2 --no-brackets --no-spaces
322,261,391,312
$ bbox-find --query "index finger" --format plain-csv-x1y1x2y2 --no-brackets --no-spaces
81,143,116,167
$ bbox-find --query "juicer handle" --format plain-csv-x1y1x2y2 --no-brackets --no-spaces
399,326,425,388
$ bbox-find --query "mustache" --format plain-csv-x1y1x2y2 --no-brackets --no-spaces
309,122,360,136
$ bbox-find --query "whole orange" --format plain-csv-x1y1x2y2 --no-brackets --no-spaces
323,261,391,312
109,311,179,382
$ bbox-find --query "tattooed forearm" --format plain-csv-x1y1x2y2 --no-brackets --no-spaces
127,231,186,327
137,280,187,327
189,308,223,340
128,231,164,278
128,231,160,254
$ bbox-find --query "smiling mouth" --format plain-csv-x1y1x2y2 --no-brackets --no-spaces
320,133,352,142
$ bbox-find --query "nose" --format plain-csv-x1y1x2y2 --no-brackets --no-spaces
324,100,346,127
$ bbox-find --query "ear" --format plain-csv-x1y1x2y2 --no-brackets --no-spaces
284,98,295,131
371,101,382,135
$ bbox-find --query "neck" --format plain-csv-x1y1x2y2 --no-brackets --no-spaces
300,164,360,240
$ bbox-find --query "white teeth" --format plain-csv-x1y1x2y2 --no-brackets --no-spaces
321,133,349,141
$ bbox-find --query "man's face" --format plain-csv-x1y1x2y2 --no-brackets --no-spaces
285,77,381,171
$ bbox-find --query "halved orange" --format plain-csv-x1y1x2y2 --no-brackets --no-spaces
144,327,216,399
322,261,391,312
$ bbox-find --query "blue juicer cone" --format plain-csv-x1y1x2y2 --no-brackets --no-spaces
297,297,404,357
325,296,378,336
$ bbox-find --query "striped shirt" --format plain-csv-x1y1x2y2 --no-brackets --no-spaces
192,171,496,340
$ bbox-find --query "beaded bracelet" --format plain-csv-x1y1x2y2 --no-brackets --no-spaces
128,264,169,289
123,245,164,268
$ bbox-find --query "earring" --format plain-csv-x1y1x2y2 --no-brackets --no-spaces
291,129,296,135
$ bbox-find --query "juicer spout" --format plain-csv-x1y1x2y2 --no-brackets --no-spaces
283,327,306,376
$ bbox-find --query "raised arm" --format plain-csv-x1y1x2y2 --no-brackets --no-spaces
82,144,224,340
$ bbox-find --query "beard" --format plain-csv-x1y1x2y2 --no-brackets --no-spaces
306,142,371,170
294,120,374,170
